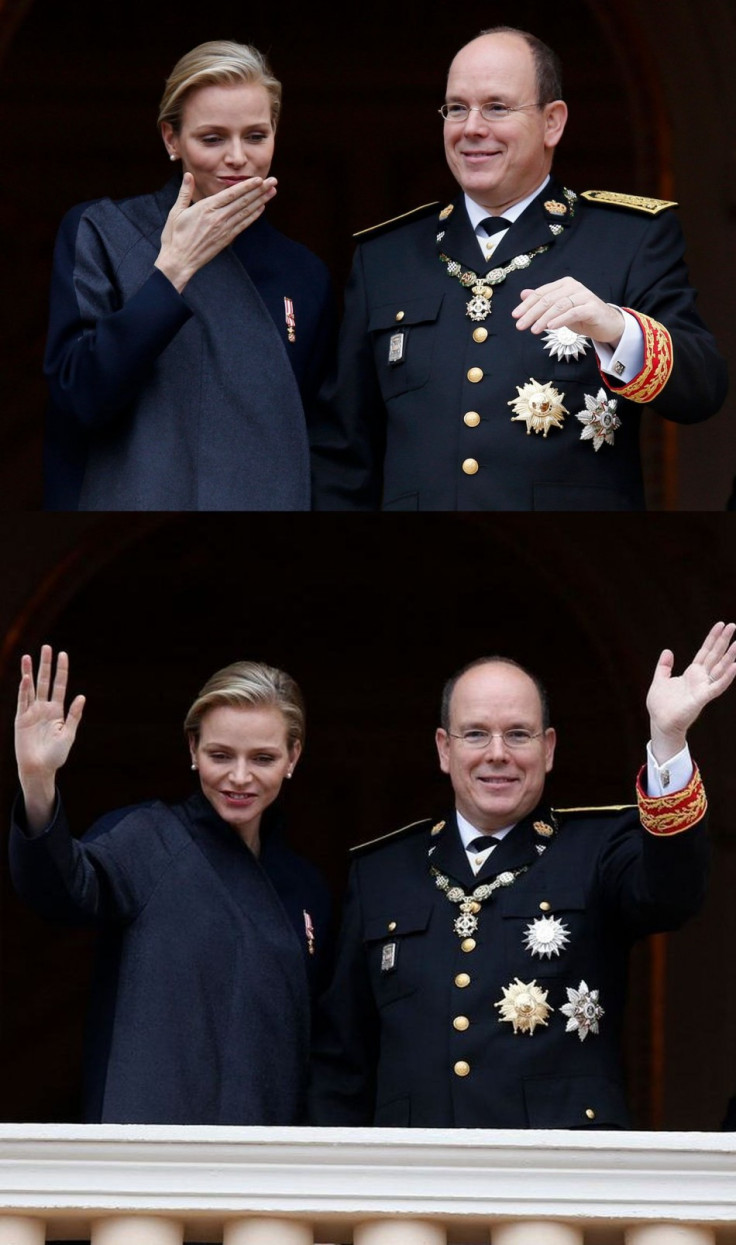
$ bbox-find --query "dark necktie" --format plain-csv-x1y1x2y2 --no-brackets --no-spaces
467,835,500,857
479,216,511,237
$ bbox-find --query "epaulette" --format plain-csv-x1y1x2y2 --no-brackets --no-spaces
350,816,438,855
353,202,440,241
553,803,636,816
580,190,677,216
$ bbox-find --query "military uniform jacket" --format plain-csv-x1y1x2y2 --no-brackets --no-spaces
310,180,727,510
9,791,332,1124
44,178,335,510
309,804,708,1128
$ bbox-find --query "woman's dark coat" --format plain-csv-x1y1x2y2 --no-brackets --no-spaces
9,791,331,1124
43,178,335,510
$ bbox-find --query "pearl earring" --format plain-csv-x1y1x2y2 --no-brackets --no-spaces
169,153,177,162
191,762,198,772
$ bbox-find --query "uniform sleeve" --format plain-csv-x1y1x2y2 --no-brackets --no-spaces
309,246,386,510
596,801,709,937
43,203,193,430
606,209,727,423
308,863,379,1123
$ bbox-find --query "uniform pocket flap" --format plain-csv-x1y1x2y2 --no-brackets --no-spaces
501,889,586,917
524,1073,629,1128
364,904,433,942
368,295,443,332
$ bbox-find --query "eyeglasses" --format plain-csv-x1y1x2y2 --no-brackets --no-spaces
439,103,542,123
447,729,544,749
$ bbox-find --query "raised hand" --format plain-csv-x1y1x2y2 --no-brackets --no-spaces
15,646,86,832
512,278,625,348
646,621,736,763
154,171,278,293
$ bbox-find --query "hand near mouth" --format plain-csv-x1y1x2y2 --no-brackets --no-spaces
155,171,278,293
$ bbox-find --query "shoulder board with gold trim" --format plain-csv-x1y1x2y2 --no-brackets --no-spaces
581,190,678,215
350,817,435,855
554,803,636,815
353,202,440,241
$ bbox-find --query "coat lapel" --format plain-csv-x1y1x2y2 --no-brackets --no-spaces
429,813,478,889
437,197,488,274
477,805,555,880
490,178,576,268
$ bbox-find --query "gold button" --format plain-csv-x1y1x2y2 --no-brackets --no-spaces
455,973,471,988
461,937,476,953
473,327,488,343
462,458,479,476
453,1015,470,1031
464,411,481,428
388,921,397,932
539,902,551,912
454,1061,470,1077
395,311,405,321
467,367,483,383
585,1108,596,1120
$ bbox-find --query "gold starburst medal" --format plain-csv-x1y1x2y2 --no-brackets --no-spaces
508,379,568,437
495,978,553,1035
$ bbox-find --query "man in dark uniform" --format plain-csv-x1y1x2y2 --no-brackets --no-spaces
309,622,736,1128
310,27,727,511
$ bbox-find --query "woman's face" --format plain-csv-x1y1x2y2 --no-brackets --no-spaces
162,81,275,202
190,703,299,846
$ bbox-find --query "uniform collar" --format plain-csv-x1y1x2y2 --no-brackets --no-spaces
436,176,576,275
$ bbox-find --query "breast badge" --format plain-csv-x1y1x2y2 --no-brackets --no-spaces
560,980,604,1040
575,389,621,450
543,326,589,362
509,379,568,437
523,914,571,959
495,978,553,1034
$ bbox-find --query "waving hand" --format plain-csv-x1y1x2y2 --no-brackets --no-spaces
647,621,736,763
15,646,86,833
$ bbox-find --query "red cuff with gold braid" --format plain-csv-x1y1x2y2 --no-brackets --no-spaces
636,763,707,836
601,309,674,404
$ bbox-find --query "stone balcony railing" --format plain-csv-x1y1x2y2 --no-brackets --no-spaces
1,1126,735,1245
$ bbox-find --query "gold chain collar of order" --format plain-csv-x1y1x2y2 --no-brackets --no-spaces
431,864,529,940
438,188,578,323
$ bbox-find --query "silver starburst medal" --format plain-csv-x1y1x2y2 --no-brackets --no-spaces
575,389,621,450
560,980,604,1041
543,326,589,361
523,914,571,959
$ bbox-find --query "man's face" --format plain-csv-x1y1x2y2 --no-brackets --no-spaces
436,662,556,832
443,33,567,213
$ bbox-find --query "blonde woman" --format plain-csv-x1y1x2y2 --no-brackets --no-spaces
10,646,331,1123
44,41,334,510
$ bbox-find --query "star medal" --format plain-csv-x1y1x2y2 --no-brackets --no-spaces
523,914,571,959
495,978,553,1034
560,980,604,1041
575,388,621,450
508,378,568,436
543,326,589,361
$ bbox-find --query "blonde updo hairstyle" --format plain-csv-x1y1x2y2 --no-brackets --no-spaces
158,40,282,134
184,661,305,752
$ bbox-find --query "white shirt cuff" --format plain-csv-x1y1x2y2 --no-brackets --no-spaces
594,308,645,381
645,741,693,796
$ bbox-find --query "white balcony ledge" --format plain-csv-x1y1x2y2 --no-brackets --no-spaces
1,1126,736,1243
